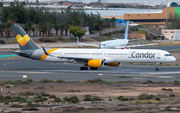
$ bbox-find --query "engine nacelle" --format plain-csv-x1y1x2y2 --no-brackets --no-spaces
87,59,104,68
105,62,121,66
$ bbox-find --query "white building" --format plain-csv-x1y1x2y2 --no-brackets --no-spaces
161,29,180,40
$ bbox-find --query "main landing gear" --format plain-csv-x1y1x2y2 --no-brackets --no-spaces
80,67,88,70
156,63,160,71
80,67,98,70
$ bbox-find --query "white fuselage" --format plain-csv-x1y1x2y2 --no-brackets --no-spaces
36,48,176,63
100,39,128,49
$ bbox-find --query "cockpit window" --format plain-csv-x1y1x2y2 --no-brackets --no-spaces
101,44,106,47
165,54,172,56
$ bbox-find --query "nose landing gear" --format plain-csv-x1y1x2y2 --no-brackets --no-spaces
156,63,160,71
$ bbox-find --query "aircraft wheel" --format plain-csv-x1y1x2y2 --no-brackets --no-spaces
80,67,88,70
80,67,84,70
90,67,98,70
156,68,159,71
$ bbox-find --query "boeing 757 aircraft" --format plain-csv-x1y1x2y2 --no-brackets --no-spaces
12,24,176,71
77,21,158,49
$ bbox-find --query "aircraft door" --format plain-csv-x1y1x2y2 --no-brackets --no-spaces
128,51,132,58
59,52,64,56
157,52,160,59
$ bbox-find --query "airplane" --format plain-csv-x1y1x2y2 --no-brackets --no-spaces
77,21,159,49
12,24,176,71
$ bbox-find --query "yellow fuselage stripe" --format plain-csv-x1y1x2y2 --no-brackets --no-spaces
40,48,59,60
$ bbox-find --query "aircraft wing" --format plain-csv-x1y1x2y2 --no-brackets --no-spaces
126,43,158,48
57,56,105,62
78,43,99,47
42,47,104,62
8,51,30,55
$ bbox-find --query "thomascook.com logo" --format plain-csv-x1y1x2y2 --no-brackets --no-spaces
16,34,30,46
131,51,156,58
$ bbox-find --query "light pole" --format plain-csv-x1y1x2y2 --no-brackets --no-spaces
166,0,168,23
148,0,150,12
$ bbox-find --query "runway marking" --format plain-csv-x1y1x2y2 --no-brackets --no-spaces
43,70,180,75
3,62,16,66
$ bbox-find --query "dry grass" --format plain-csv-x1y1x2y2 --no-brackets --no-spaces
158,41,180,46
138,100,160,104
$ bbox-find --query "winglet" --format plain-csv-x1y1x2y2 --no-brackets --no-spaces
42,47,49,55
122,21,129,39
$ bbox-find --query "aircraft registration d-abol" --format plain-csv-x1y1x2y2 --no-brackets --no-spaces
12,24,176,71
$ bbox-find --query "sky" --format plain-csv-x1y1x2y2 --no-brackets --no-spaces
8,0,180,4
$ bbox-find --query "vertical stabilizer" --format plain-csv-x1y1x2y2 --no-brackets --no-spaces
122,21,129,39
12,24,39,50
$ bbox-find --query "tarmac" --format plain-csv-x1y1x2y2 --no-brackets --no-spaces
0,56,180,82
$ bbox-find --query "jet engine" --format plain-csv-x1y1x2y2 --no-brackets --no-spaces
105,62,121,66
87,59,104,68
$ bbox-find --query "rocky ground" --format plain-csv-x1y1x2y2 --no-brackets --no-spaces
1,81,180,113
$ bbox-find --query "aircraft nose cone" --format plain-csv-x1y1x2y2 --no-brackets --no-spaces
172,56,176,62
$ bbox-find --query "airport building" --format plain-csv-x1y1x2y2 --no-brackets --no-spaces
161,29,180,40
123,7,180,28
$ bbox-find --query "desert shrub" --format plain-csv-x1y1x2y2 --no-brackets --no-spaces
22,107,39,111
20,81,29,84
4,95,12,100
83,95,92,101
109,98,112,101
0,94,4,100
25,79,33,82
20,91,35,96
49,95,56,98
39,38,57,42
138,93,154,100
40,91,50,96
92,96,101,101
117,96,124,100
67,89,75,92
19,97,27,103
4,102,9,105
6,85,11,88
155,97,161,101
166,88,173,91
63,96,69,103
34,95,42,99
161,88,167,91
27,101,32,105
130,97,135,100
86,78,105,83
68,96,79,103
38,79,54,83
121,98,129,101
142,80,154,84
67,89,80,92
34,98,46,102
157,81,165,84
33,85,46,89
10,104,25,108
6,80,21,84
55,79,65,83
169,94,175,97
54,98,61,102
